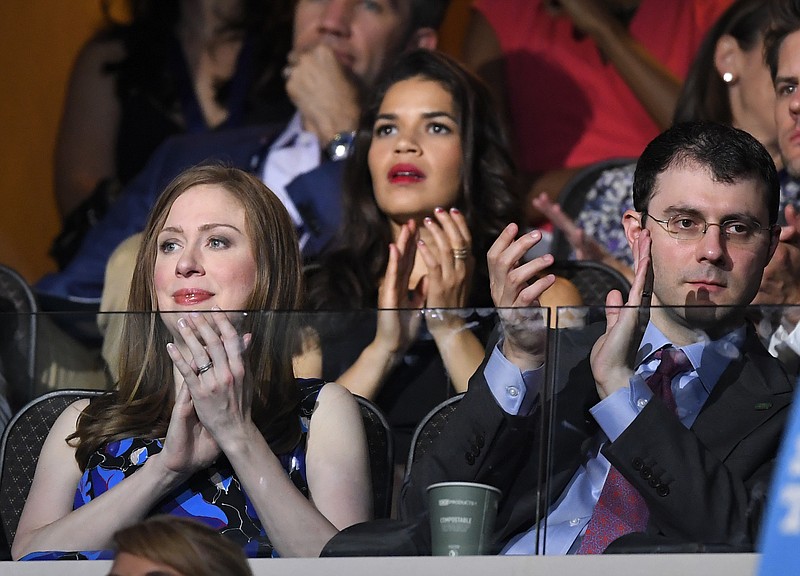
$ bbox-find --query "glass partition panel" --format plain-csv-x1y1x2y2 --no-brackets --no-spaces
2,307,532,556
545,304,800,555
0,305,796,558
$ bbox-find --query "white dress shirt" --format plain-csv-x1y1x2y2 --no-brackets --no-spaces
261,112,321,250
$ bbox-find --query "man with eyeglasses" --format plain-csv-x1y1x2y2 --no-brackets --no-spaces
329,122,793,556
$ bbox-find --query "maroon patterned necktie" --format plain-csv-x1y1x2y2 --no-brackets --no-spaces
576,347,691,554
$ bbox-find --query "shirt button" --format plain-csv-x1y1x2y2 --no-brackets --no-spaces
569,518,581,527
637,398,648,409
506,386,520,398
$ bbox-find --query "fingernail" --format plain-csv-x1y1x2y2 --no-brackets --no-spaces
530,230,541,239
424,217,433,225
177,318,187,329
190,312,201,319
212,305,221,311
434,207,445,213
418,239,425,246
450,207,460,214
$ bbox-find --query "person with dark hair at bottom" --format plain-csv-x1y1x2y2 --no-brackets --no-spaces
322,122,794,555
109,516,253,576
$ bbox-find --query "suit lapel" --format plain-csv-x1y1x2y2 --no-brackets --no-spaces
246,127,283,175
691,328,793,462
286,161,344,257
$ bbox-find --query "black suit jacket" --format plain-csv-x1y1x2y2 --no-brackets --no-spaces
323,322,793,556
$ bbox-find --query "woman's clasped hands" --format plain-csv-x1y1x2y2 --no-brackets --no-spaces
376,208,475,354
163,308,252,478
418,207,475,334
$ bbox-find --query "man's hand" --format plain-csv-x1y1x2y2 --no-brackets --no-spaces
285,44,361,144
487,223,555,370
755,205,800,308
590,229,652,399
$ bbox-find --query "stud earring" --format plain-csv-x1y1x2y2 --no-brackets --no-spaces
722,72,734,83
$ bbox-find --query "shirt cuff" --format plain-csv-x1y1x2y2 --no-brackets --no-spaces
484,343,543,415
770,322,800,357
590,374,653,442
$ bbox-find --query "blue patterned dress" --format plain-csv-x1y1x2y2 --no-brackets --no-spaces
22,378,325,560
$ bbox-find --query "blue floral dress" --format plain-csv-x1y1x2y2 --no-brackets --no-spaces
22,378,325,560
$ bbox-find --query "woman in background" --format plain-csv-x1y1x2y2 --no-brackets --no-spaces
52,0,294,268
536,0,791,277
305,50,580,477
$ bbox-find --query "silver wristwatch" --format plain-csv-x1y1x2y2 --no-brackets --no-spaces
325,131,357,161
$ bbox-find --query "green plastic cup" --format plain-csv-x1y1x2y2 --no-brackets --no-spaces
427,481,502,556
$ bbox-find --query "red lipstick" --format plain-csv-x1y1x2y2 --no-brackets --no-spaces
388,163,425,184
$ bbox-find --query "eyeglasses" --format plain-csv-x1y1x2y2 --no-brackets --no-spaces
643,213,774,245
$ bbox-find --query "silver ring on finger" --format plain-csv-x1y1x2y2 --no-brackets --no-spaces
197,360,214,375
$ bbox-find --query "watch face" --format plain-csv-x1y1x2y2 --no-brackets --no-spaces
327,132,356,161
329,141,350,160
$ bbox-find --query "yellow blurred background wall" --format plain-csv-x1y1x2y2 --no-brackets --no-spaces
0,2,104,283
0,0,469,285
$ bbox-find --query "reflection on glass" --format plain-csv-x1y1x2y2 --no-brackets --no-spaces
0,306,796,557
541,304,800,555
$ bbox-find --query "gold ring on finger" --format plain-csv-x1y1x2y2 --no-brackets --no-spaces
452,247,469,260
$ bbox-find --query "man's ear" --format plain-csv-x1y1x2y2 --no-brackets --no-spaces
622,209,644,251
407,27,438,50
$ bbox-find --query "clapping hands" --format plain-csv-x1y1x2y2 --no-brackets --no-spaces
374,220,426,359
589,229,652,399
755,205,800,312
487,223,556,370
161,309,253,476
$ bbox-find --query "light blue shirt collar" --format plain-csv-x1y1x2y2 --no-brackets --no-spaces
636,322,746,396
